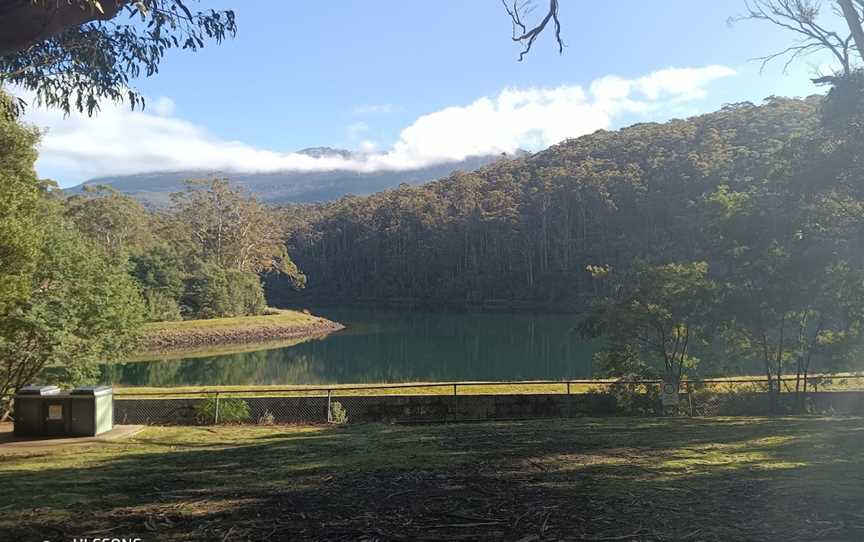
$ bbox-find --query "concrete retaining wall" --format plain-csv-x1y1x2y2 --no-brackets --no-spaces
113,391,864,425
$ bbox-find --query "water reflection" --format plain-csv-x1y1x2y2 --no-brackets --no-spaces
101,308,603,387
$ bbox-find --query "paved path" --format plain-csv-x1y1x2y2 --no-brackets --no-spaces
0,423,144,454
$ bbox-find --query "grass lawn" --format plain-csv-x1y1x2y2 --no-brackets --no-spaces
1,417,863,541
141,309,320,334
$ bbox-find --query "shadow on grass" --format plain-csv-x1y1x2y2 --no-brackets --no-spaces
1,416,863,541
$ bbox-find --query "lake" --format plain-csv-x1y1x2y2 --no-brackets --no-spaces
101,308,603,388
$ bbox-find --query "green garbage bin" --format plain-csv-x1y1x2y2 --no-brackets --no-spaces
69,386,114,436
13,385,61,436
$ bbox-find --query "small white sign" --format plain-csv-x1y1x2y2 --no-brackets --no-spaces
47,404,63,420
661,382,679,407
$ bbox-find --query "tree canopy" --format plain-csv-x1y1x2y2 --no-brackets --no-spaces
0,113,146,403
0,198,146,399
0,0,236,115
580,261,716,388
0,94,42,313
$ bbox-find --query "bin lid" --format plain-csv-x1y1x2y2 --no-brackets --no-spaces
70,385,113,396
16,385,61,396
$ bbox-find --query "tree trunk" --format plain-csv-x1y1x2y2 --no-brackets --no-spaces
838,0,864,62
0,398,12,422
0,0,128,56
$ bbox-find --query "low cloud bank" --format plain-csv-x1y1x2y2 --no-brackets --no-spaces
21,65,735,184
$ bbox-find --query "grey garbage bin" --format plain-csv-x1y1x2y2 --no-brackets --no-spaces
69,386,114,436
13,385,61,436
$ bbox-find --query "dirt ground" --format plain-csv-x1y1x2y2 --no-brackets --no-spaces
1,417,862,541
0,423,144,453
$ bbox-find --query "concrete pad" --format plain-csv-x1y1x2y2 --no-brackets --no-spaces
0,423,145,454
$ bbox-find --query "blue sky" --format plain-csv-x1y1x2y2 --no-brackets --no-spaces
24,1,843,187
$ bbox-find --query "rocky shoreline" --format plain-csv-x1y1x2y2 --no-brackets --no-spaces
138,317,345,354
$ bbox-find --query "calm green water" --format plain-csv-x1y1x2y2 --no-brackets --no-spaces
101,308,603,387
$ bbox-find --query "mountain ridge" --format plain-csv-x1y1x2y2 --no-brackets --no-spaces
66,150,522,207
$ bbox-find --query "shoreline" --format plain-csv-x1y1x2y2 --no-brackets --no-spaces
277,299,584,313
134,310,345,358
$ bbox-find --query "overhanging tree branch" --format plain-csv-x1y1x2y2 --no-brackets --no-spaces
0,0,128,57
731,0,864,78
0,0,236,116
502,0,563,61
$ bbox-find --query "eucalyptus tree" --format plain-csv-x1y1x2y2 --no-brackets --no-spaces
501,0,563,60
702,77,864,401
0,198,146,409
64,184,154,256
579,261,718,390
0,91,41,314
0,0,236,115
731,0,864,78
169,179,305,283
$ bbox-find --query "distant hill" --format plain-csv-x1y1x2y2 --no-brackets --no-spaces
270,97,825,308
65,147,516,207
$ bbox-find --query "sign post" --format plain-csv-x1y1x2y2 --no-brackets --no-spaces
661,380,679,415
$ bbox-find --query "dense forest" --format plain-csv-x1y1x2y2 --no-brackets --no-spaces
264,79,864,389
272,96,821,307
62,179,307,322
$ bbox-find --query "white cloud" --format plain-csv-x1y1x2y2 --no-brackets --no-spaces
358,140,378,153
21,65,735,185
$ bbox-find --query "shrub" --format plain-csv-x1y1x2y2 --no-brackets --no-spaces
688,381,767,416
142,289,183,321
258,409,276,425
183,264,266,319
607,380,661,416
183,262,230,319
194,394,250,424
225,269,266,316
131,245,185,321
330,401,348,424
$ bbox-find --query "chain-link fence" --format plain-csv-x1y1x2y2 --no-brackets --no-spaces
108,374,864,426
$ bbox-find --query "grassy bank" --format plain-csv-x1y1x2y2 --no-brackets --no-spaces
142,309,320,333
1,416,862,540
132,309,344,359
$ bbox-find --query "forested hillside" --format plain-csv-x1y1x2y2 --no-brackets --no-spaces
271,96,822,308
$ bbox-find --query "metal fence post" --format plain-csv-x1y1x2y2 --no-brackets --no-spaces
566,382,571,395
214,392,220,425
687,381,694,417
453,384,457,396
327,389,332,423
